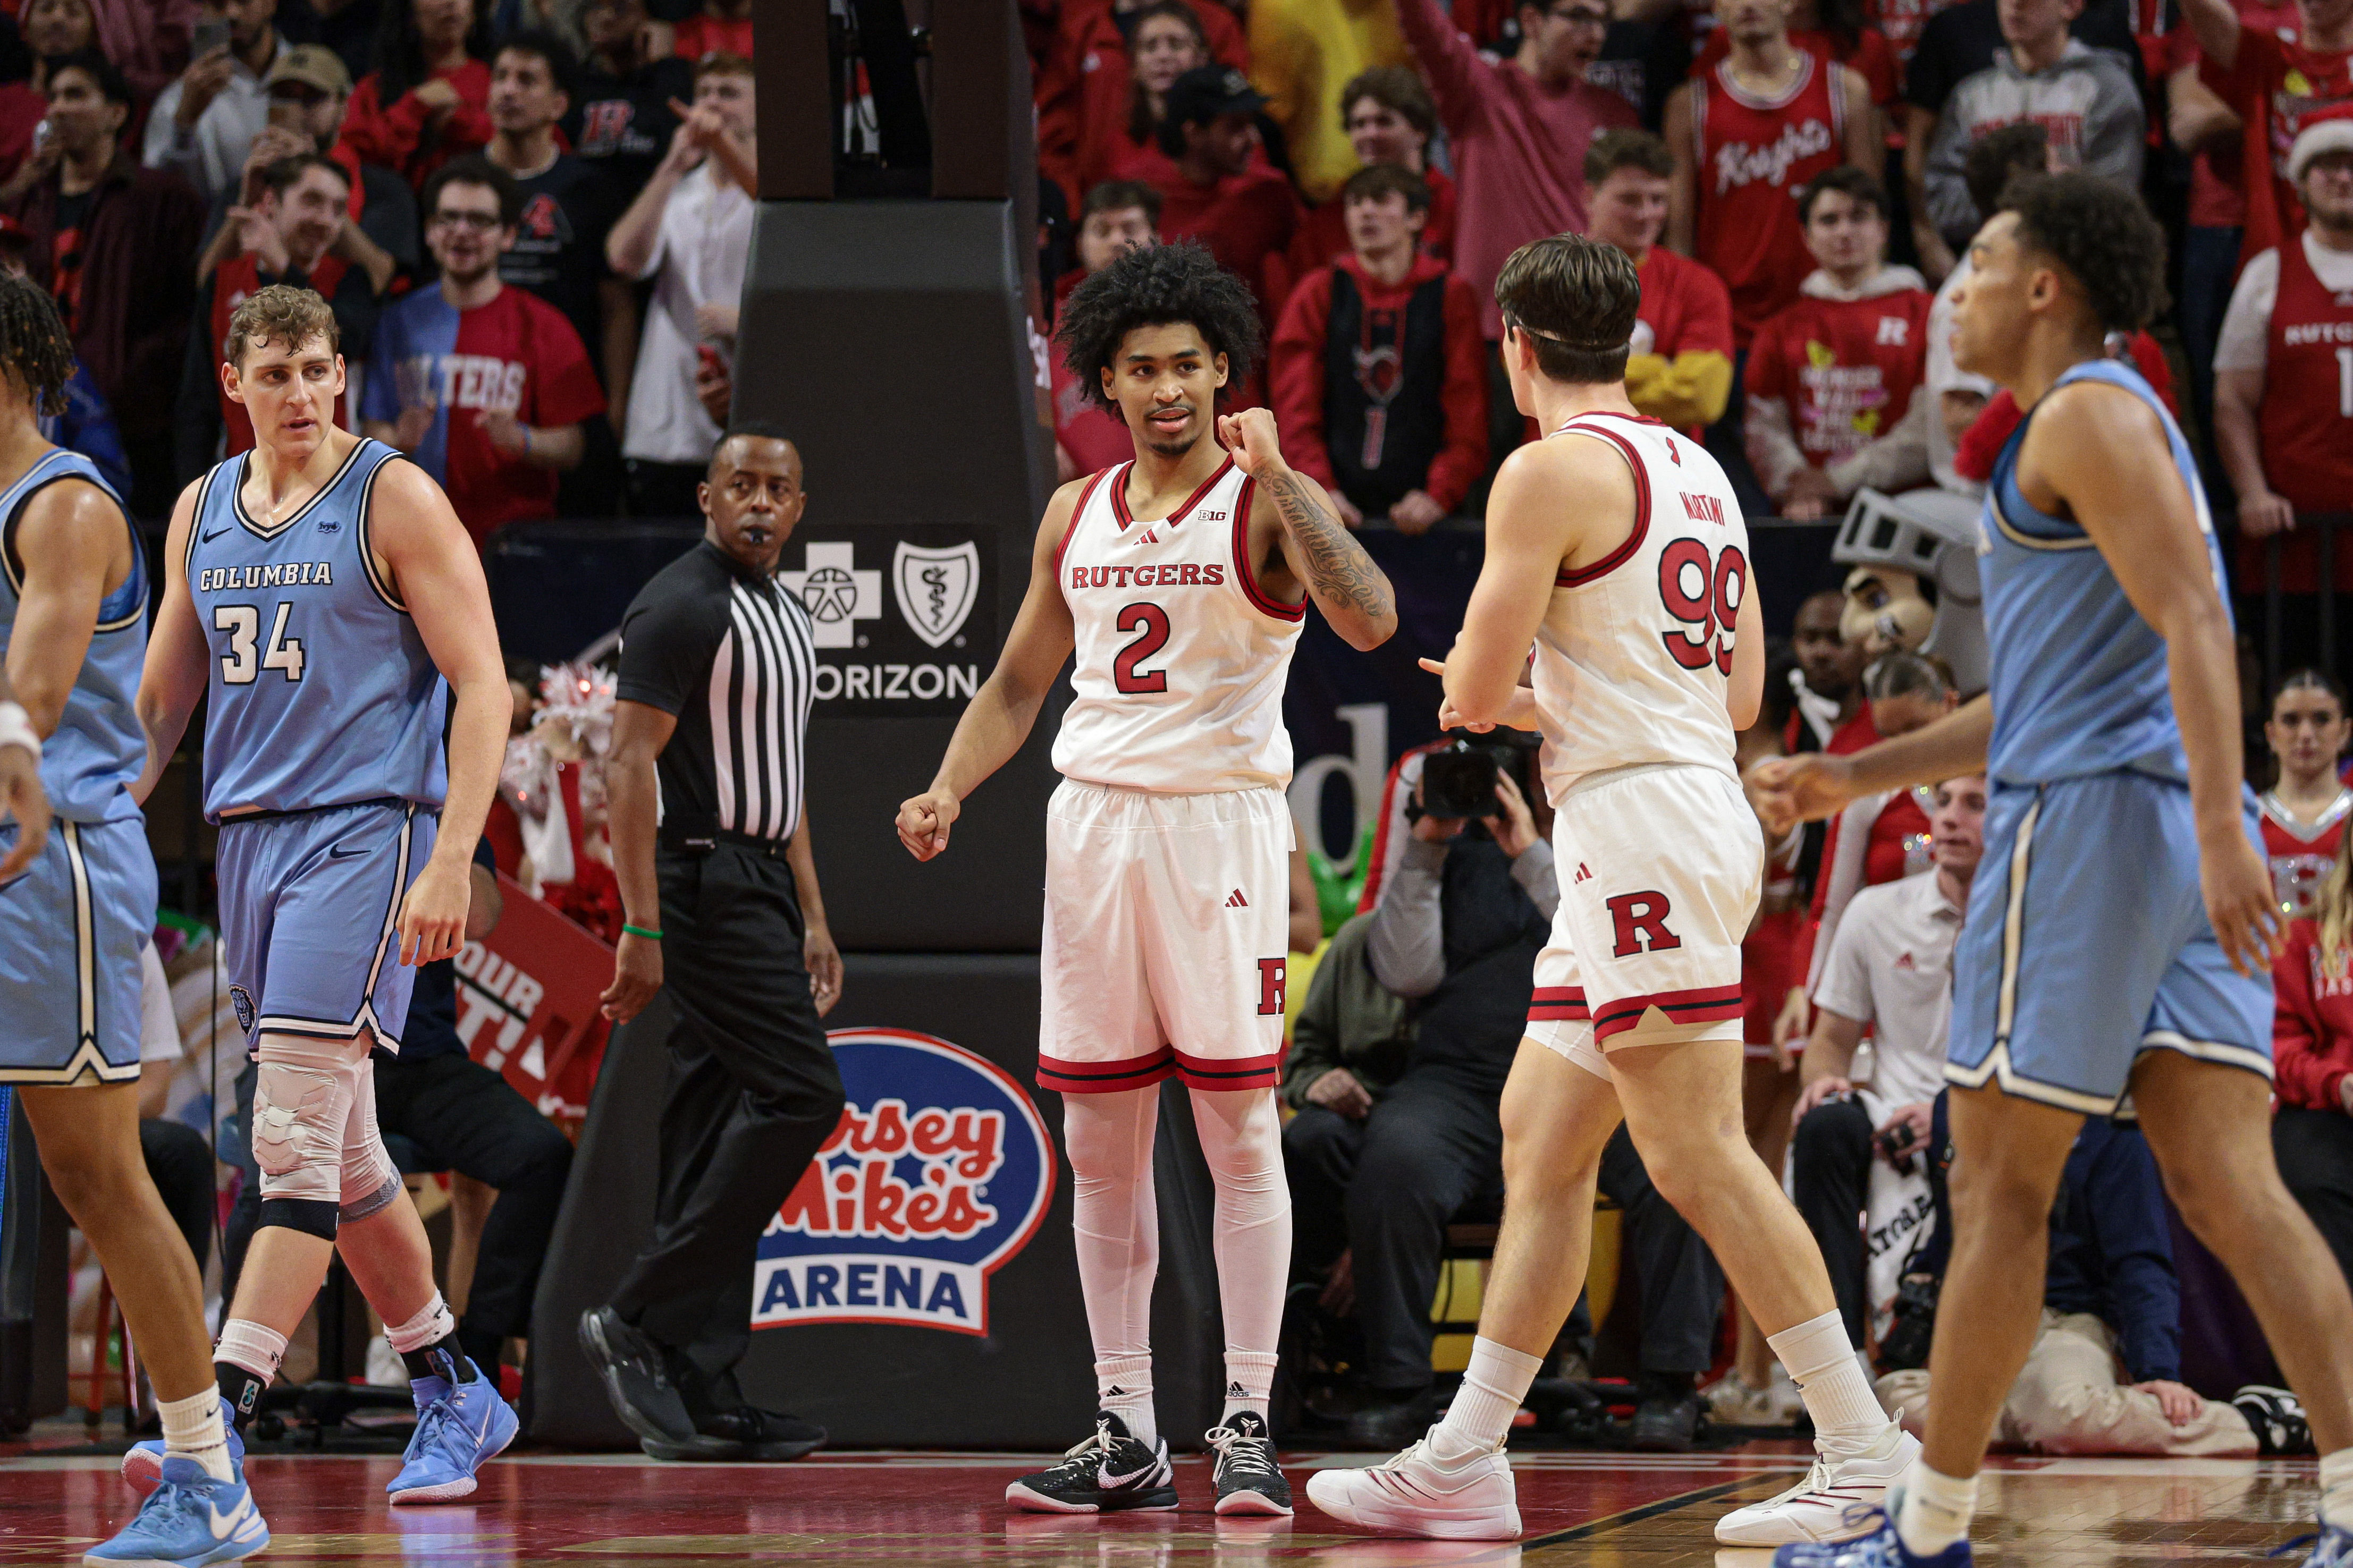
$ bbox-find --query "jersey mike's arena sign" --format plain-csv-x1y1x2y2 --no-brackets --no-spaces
752,1028,1055,1336
777,527,998,716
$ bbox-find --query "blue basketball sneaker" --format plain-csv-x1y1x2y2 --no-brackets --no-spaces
121,1397,246,1496
2275,1523,2353,1564
83,1454,268,1565
387,1349,518,1504
1773,1514,1971,1567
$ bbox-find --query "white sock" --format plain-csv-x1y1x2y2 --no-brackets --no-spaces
384,1291,457,1354
158,1387,233,1482
1096,1354,1157,1450
1222,1350,1279,1425
1430,1336,1542,1463
214,1318,287,1381
2321,1446,2353,1531
1770,1310,1895,1453
1893,1459,1978,1556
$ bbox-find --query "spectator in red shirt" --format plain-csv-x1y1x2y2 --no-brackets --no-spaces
360,155,604,543
2,50,208,517
2215,111,2353,592
1390,0,1639,345
1269,164,1487,532
1287,66,1459,275
2260,669,2353,920
2187,0,2353,262
336,0,492,190
1745,167,1933,518
1052,180,1162,480
2272,850,2353,1286
668,0,749,62
1667,0,1879,346
1586,128,1736,431
1149,64,1301,344
2167,0,2300,456
1035,0,1248,209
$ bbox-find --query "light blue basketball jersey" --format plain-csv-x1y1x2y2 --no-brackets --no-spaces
185,438,448,820
0,448,145,824
1979,358,2228,787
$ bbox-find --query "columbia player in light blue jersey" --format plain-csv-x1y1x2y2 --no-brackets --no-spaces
135,283,517,1510
0,273,264,1568
1753,175,2353,1568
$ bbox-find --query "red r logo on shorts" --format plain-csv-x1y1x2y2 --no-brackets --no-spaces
1605,891,1682,957
1257,957,1287,1016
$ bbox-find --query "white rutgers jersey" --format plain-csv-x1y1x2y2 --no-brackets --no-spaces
1050,456,1305,792
1532,411,1749,803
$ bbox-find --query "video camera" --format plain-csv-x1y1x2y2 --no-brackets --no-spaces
1415,731,1540,822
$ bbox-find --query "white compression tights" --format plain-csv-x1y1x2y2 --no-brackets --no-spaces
1062,1086,1292,1431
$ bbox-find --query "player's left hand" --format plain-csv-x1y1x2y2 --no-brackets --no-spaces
805,920,843,1017
2132,1380,2205,1426
0,741,51,883
2199,826,2287,977
1216,407,1286,477
395,855,470,965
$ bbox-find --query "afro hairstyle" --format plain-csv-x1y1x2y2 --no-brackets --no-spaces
1055,241,1263,415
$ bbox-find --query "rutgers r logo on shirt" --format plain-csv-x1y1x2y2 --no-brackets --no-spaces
1606,891,1683,957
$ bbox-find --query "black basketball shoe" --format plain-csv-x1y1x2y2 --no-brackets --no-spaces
2236,1385,2316,1455
1207,1410,1293,1516
1006,1412,1178,1514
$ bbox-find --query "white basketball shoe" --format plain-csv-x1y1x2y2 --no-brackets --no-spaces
1305,1436,1522,1540
1715,1428,1921,1546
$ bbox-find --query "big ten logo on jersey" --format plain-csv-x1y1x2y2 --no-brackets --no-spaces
754,1030,1055,1336
780,528,999,716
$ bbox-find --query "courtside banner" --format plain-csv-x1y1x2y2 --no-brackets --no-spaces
456,872,612,1120
752,1028,1055,1336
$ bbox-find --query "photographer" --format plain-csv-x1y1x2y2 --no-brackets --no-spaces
1283,738,1723,1451
1789,774,1983,1353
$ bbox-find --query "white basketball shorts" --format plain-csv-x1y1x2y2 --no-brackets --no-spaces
1039,779,1294,1095
1526,763,1764,1082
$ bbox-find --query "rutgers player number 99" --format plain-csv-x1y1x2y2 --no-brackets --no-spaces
1657,537,1747,674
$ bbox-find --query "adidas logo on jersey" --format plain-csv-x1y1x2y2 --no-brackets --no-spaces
1574,863,1593,884
1225,889,1249,908
1893,951,1916,970
1137,529,1161,545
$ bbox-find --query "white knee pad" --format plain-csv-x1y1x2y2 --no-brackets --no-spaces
251,1032,398,1218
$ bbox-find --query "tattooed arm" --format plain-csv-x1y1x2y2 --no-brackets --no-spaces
1218,406,1399,651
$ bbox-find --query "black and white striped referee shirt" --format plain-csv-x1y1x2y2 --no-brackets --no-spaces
615,540,817,843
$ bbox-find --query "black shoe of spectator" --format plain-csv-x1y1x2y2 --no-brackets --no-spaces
1344,1388,1436,1450
1630,1371,1702,1453
2234,1385,2315,1455
577,1306,697,1449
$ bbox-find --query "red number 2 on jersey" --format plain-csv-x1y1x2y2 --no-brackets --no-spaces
1113,603,1170,693
1656,538,1746,675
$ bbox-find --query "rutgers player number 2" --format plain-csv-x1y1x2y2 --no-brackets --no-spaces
1112,603,1170,693
1655,539,1745,675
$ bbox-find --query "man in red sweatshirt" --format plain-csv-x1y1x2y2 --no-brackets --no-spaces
1390,0,1638,345
1269,163,1487,533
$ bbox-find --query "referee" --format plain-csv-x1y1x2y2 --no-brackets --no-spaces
579,422,846,1462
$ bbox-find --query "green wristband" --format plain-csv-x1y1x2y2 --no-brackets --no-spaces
622,923,663,941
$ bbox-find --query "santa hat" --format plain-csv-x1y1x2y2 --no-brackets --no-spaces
2291,104,2353,183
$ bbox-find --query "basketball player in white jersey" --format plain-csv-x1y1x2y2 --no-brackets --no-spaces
1309,233,1912,1545
897,242,1395,1517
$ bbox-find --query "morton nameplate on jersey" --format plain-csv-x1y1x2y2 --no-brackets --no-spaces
778,527,998,716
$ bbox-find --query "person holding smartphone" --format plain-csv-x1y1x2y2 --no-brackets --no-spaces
145,0,288,208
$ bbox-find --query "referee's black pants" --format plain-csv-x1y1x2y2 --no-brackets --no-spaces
608,840,845,1417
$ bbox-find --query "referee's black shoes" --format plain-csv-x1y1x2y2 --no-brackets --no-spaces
577,1306,697,1449
646,1406,828,1463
